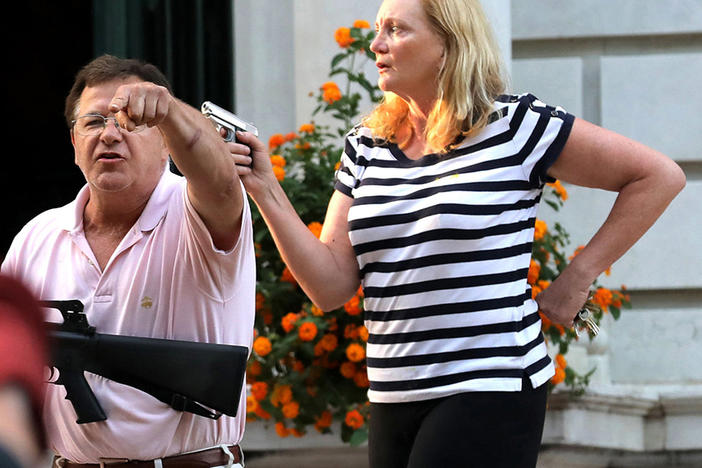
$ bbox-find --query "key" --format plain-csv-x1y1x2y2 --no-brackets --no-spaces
577,308,600,336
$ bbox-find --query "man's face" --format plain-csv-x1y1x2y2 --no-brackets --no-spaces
71,77,168,198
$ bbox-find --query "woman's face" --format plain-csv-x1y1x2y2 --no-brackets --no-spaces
370,0,445,105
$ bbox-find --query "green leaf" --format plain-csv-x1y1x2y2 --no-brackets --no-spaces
610,306,621,320
349,428,368,446
331,53,348,69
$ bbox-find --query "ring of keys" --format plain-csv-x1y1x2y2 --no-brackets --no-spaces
574,299,601,338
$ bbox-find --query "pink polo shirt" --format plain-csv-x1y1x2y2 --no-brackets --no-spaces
1,169,256,463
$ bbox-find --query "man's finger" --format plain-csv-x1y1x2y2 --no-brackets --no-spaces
109,94,129,114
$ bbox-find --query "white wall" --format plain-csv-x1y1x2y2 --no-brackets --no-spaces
510,0,702,387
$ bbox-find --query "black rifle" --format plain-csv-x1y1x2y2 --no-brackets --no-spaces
42,300,248,424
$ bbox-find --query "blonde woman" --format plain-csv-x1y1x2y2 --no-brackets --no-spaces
232,0,685,466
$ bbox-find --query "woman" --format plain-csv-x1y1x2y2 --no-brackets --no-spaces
231,0,686,466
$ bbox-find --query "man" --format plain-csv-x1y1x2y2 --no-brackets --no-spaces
1,55,255,467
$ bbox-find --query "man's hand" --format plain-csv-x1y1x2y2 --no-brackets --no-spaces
109,82,172,132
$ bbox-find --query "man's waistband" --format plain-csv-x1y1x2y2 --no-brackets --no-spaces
53,444,243,468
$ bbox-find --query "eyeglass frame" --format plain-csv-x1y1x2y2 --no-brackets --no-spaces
71,113,148,136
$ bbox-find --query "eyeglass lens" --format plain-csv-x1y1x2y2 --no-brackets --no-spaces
74,115,146,136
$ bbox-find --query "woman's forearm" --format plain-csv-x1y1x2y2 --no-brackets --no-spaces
567,153,685,286
252,183,361,311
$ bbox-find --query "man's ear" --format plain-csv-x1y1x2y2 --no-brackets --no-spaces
70,130,78,165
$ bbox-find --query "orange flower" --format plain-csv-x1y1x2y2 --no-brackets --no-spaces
281,266,297,285
307,221,323,238
253,336,272,356
537,280,551,290
323,87,342,104
282,312,299,333
346,343,366,362
344,409,364,429
251,381,268,401
270,154,286,167
354,370,370,388
539,312,552,330
569,245,585,261
310,304,324,316
295,141,312,150
255,292,265,311
254,405,271,420
282,400,300,419
527,259,541,285
272,165,286,181
555,354,567,369
320,333,338,352
534,219,547,241
248,360,262,378
315,410,333,431
298,321,318,342
547,179,569,201
292,360,305,373
344,324,360,340
246,395,258,413
531,284,542,300
358,326,369,342
313,340,325,356
271,384,293,407
284,132,297,142
353,19,370,29
299,123,315,133
344,295,362,316
551,367,566,385
340,361,356,379
275,421,290,437
334,27,355,48
262,310,273,325
269,133,285,149
291,428,305,437
321,82,342,104
327,316,338,332
592,287,613,311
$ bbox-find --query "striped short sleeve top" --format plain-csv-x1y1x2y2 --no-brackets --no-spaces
334,93,575,403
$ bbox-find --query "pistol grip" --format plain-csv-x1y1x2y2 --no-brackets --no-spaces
56,369,107,424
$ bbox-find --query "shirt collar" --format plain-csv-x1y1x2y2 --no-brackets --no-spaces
62,167,179,234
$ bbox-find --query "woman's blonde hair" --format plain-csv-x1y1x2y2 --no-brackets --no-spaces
362,0,506,153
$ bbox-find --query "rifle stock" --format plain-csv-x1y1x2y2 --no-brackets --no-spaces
43,301,248,424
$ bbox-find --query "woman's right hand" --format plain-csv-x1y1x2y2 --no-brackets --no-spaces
227,130,277,200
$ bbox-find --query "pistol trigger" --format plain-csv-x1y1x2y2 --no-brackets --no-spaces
222,127,236,142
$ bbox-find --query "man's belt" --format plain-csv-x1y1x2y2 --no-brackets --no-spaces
54,445,243,468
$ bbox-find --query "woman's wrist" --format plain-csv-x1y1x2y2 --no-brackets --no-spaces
561,252,603,291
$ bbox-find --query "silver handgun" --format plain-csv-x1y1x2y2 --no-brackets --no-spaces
201,101,258,142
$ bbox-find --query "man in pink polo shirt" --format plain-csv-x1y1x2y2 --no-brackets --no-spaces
1,55,255,467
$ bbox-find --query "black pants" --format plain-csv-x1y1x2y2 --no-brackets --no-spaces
368,377,548,468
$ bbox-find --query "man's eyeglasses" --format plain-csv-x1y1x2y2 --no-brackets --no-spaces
71,113,147,137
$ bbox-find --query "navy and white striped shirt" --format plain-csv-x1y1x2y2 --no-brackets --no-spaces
334,94,574,403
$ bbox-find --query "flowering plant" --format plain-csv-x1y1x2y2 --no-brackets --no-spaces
245,20,629,445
